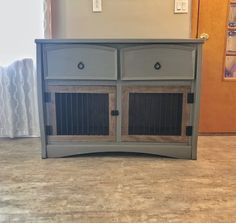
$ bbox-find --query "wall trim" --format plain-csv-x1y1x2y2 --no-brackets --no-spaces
199,132,236,136
44,0,52,38
191,0,200,38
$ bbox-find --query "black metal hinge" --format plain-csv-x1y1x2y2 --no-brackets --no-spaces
187,93,194,104
111,110,119,116
186,126,193,136
44,92,51,103
46,125,53,135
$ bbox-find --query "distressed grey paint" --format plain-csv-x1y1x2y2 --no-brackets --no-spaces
35,39,203,159
36,39,204,44
44,44,117,80
191,45,203,160
120,45,196,80
47,144,192,159
36,44,47,158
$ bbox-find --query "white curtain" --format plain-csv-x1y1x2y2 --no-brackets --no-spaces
0,59,40,138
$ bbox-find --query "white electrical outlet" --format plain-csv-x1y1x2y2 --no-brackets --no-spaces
174,0,188,14
93,0,102,12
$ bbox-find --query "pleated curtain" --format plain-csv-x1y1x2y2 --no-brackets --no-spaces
0,59,40,138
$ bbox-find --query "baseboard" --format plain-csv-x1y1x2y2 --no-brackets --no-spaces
199,132,236,136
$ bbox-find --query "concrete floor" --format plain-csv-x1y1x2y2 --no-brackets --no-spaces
0,137,235,223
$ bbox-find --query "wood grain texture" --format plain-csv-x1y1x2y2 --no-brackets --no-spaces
121,88,129,136
0,137,235,222
182,92,191,138
46,85,116,142
48,135,115,142
191,0,200,38
49,92,57,135
47,85,116,93
121,135,188,143
121,86,191,94
121,86,191,143
197,0,236,133
109,92,116,138
43,0,52,38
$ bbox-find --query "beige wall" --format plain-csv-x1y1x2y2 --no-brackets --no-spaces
51,0,191,38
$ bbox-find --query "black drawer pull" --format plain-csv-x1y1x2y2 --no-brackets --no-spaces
154,62,161,70
77,62,85,70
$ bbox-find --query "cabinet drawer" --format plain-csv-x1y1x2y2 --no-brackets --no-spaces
120,45,196,80
43,44,117,80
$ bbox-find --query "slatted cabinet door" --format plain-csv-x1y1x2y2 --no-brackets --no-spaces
45,86,116,143
121,86,192,143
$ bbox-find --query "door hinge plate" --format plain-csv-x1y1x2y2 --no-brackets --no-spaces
186,126,193,136
46,125,53,135
187,93,194,104
111,110,119,116
45,92,51,103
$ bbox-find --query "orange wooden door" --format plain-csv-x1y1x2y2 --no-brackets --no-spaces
193,0,236,133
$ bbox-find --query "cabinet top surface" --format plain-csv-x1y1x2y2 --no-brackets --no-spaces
35,38,204,44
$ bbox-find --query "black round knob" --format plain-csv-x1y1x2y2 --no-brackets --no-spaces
77,62,85,70
154,62,161,70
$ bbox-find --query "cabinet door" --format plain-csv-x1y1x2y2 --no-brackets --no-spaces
45,86,116,143
121,86,192,143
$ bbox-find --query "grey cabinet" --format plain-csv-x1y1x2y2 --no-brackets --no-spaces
36,39,203,159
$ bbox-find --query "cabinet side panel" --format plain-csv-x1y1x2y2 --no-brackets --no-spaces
192,44,203,159
37,44,47,158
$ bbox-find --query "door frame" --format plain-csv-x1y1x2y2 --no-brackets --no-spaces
191,0,200,38
121,85,192,143
191,0,236,134
45,85,117,142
